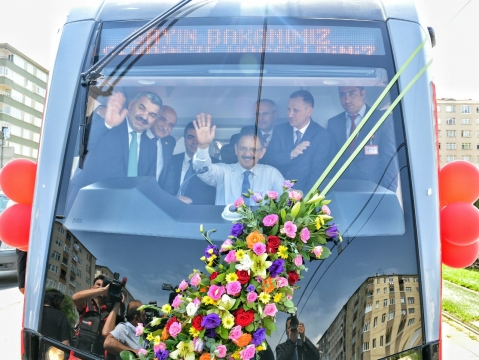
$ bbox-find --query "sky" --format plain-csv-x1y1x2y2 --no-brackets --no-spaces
0,0,477,99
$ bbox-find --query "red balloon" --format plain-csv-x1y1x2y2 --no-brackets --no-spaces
0,159,37,204
440,202,479,246
439,160,479,207
17,245,28,252
0,203,31,249
442,238,479,268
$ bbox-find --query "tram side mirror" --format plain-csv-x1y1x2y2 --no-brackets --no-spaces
427,27,436,48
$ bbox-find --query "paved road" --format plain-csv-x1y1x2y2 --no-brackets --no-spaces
1,274,478,359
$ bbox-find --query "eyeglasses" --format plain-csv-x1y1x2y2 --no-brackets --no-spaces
237,146,263,153
255,111,275,117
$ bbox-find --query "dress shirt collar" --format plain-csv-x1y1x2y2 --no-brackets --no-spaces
344,104,367,121
293,119,311,135
235,162,259,175
183,153,193,166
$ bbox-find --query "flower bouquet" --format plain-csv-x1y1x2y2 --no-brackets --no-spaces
129,181,340,360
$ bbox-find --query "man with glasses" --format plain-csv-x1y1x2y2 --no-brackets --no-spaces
163,121,217,204
327,86,398,191
192,113,284,205
242,99,277,147
147,105,177,187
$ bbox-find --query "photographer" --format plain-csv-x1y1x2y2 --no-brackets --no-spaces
103,300,147,359
276,316,320,360
71,275,110,356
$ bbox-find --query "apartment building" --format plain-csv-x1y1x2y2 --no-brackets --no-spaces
437,98,479,167
0,43,48,163
317,274,421,360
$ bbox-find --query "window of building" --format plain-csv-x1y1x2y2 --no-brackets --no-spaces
34,102,44,113
406,287,412,292
408,318,415,326
408,297,415,304
384,287,387,293
376,278,380,284
10,89,23,103
437,105,441,113
32,149,38,159
57,283,66,293
401,309,407,315
446,131,456,137
376,288,380,294
55,238,63,247
375,301,379,308
64,244,70,254
380,336,384,347
462,118,471,125
363,322,370,332
389,298,395,305
365,303,372,313
409,308,415,314
45,279,56,288
363,342,370,352
446,156,456,163
33,133,40,142
10,142,21,154
446,118,455,125
389,286,394,293
462,105,471,114
401,296,405,303
51,251,61,261
77,269,82,278
34,117,42,127
388,311,395,320
381,314,386,323
373,317,378,328
383,299,387,307
24,96,32,107
476,106,479,114
462,143,472,150
36,69,48,83
446,143,456,150
463,156,472,162
87,254,91,261
446,105,455,113
26,63,34,74
48,264,59,274
462,130,472,137
437,118,441,124
86,276,91,285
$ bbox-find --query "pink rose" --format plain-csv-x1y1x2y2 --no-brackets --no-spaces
138,349,148,356
253,242,266,255
267,191,278,200
193,298,201,306
240,345,256,360
294,254,303,267
215,345,227,358
275,277,288,288
135,323,144,336
228,325,242,340
172,294,183,309
247,292,258,303
264,303,278,317
286,294,293,300
322,205,331,215
226,281,242,296
282,221,297,238
262,214,279,227
190,273,201,287
221,239,234,252
154,343,167,352
169,322,182,337
288,190,302,201
300,228,310,243
178,279,188,291
208,285,226,301
234,197,245,208
225,250,237,263
312,246,323,258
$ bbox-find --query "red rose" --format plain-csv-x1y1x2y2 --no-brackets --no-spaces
192,315,204,330
288,271,299,285
165,316,178,332
235,308,255,327
267,236,281,254
210,272,219,280
236,270,251,285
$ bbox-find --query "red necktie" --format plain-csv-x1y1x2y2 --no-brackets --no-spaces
349,114,359,153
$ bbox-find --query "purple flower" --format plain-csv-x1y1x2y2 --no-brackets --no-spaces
252,192,263,203
252,328,266,346
230,223,244,237
205,328,217,338
246,285,256,292
201,313,221,329
204,245,219,258
325,224,339,238
155,350,169,360
268,259,285,277
283,180,294,189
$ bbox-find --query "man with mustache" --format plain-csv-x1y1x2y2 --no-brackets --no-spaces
66,91,160,214
193,113,284,205
147,105,177,187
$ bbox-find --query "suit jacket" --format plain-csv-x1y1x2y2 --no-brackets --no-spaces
261,121,334,193
157,135,176,188
327,106,398,191
276,338,320,360
66,114,157,213
163,153,217,205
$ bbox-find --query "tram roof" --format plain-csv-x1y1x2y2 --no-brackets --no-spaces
66,0,421,25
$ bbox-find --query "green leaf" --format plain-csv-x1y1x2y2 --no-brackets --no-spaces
245,323,255,332
231,298,242,311
120,351,136,360
263,317,277,332
319,246,332,259
166,339,177,347
266,328,272,337
283,300,294,308
178,333,188,341
302,252,311,261
280,209,286,221
271,223,279,236
291,202,301,218
212,273,226,284
220,326,229,339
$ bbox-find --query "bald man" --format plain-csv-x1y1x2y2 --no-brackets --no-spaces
147,105,178,187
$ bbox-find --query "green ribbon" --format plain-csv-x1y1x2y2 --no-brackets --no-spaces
305,38,431,199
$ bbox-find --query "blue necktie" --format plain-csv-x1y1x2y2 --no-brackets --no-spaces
241,170,251,203
127,131,138,177
180,160,194,195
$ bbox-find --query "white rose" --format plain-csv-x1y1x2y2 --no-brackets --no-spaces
186,302,199,317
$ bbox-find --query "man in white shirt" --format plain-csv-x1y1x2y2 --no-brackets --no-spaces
193,113,284,205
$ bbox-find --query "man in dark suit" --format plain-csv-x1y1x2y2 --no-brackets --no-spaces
241,99,277,148
66,91,160,214
147,105,177,187
163,122,217,204
262,90,333,193
327,86,398,191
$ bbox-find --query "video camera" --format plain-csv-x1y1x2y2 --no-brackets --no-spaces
145,301,161,324
103,272,127,310
289,314,299,331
